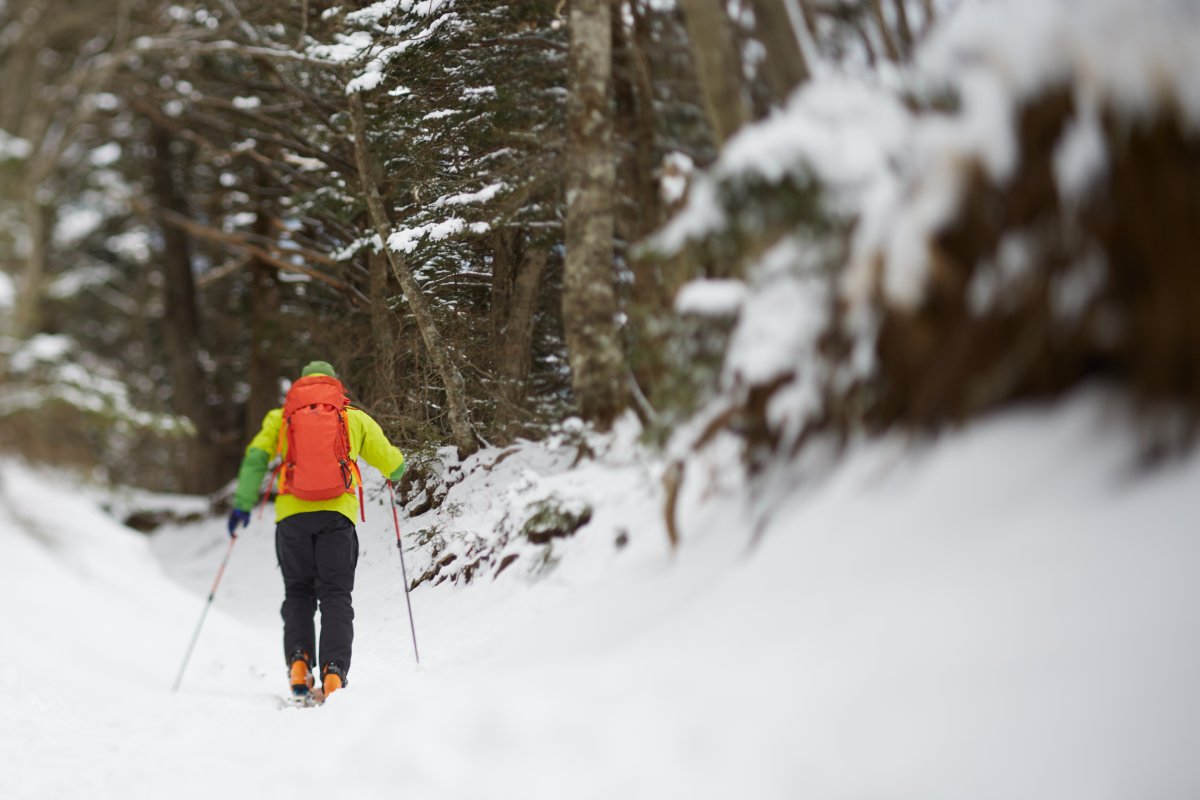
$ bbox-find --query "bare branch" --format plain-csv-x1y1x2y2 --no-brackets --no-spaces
149,205,369,308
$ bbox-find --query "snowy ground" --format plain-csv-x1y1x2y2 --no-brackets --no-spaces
4,391,1200,799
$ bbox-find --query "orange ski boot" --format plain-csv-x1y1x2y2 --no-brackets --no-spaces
289,651,315,698
322,662,346,699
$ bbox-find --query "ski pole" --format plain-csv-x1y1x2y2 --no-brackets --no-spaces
172,534,238,692
388,480,421,664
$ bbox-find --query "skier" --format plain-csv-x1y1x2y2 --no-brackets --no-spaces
226,360,406,700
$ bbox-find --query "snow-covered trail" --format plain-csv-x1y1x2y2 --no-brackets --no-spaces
5,393,1200,799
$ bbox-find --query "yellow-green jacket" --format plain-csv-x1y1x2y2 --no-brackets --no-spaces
233,407,405,524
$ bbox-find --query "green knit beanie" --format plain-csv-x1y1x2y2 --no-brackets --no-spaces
300,360,337,378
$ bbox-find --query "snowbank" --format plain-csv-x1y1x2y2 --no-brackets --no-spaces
654,0,1200,451
6,392,1200,798
848,0,1200,312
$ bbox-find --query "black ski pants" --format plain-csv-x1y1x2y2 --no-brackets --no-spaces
275,510,359,675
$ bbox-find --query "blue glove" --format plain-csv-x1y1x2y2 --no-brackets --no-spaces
227,509,251,538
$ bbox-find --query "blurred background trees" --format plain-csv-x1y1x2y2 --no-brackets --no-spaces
3,0,1196,492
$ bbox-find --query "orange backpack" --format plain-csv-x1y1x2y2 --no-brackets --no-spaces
274,375,364,515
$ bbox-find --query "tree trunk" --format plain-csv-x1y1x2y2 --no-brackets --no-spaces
488,229,548,422
564,0,626,430
348,90,478,457
677,0,750,145
796,0,818,39
368,247,399,420
613,3,677,405
12,191,47,338
0,16,39,138
749,0,810,106
246,168,281,440
868,0,903,63
613,5,662,242
489,228,518,345
920,0,936,35
149,125,218,493
496,246,548,419
892,0,914,58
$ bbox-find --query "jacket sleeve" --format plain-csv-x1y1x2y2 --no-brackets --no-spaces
232,409,283,511
351,409,405,480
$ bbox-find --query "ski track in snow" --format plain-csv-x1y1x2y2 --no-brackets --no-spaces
3,392,1200,799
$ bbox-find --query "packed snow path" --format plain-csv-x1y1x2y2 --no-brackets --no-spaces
4,394,1200,799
